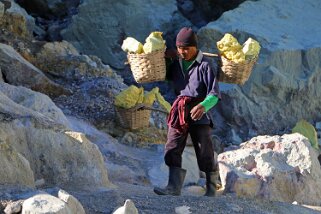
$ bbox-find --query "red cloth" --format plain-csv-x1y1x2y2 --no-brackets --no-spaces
167,96,204,133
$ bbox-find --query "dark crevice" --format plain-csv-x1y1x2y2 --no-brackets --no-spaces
177,0,252,28
14,0,82,41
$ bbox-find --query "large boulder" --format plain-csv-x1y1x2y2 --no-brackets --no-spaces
197,0,321,141
62,0,192,69
0,82,111,189
22,190,85,214
32,40,117,80
218,133,321,205
0,43,70,97
0,0,35,37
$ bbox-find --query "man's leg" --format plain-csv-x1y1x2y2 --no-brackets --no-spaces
189,124,218,196
154,127,188,196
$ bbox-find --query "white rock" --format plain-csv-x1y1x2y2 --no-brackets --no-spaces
218,133,321,205
0,83,111,190
112,199,138,214
58,189,86,214
175,205,191,214
22,194,71,214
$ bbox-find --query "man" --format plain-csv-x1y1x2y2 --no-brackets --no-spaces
154,27,221,197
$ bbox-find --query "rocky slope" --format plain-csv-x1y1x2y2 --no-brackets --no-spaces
0,0,321,213
198,0,321,143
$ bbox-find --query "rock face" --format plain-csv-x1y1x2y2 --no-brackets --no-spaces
32,40,116,80
0,43,70,97
198,0,321,141
0,0,35,38
0,141,35,187
218,133,321,205
62,0,191,69
0,82,111,189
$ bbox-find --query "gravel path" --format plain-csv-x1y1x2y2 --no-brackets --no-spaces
72,182,321,214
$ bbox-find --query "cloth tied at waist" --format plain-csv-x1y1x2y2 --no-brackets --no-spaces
167,96,203,133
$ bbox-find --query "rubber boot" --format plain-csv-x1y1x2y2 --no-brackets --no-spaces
204,171,218,197
153,167,186,196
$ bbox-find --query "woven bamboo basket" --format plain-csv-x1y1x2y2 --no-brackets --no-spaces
127,49,166,83
219,56,257,85
115,104,151,130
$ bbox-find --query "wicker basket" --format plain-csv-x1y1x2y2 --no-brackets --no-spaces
219,56,257,85
127,49,166,83
115,104,151,130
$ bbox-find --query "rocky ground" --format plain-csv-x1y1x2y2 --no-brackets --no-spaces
70,182,321,214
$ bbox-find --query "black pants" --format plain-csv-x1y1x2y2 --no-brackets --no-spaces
164,124,217,172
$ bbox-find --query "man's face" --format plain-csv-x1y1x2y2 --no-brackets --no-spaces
177,46,197,61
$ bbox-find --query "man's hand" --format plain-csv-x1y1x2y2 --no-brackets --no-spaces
190,104,206,121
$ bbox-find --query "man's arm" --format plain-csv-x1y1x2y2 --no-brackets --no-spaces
200,95,219,112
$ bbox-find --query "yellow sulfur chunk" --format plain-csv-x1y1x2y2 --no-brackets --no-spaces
242,38,261,60
121,37,144,54
143,31,166,54
223,50,245,63
156,92,171,113
115,85,144,109
143,87,159,106
217,33,242,53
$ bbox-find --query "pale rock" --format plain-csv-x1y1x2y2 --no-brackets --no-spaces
218,133,321,205
58,189,86,214
175,205,191,214
0,43,70,97
1,0,35,37
0,141,34,188
0,83,111,189
0,2,4,18
33,41,116,80
22,194,71,214
4,200,23,214
113,199,138,214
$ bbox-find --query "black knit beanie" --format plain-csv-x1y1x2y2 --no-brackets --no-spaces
176,27,197,47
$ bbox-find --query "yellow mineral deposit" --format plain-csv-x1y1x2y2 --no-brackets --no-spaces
121,37,144,54
143,31,166,54
242,38,261,60
155,92,171,113
114,85,144,109
115,86,171,113
217,33,261,63
143,87,159,106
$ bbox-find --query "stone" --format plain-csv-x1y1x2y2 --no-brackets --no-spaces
32,41,116,81
112,199,138,214
0,43,70,97
0,82,112,189
0,141,34,188
1,0,35,37
218,133,321,205
4,200,23,214
58,189,86,214
22,194,71,214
